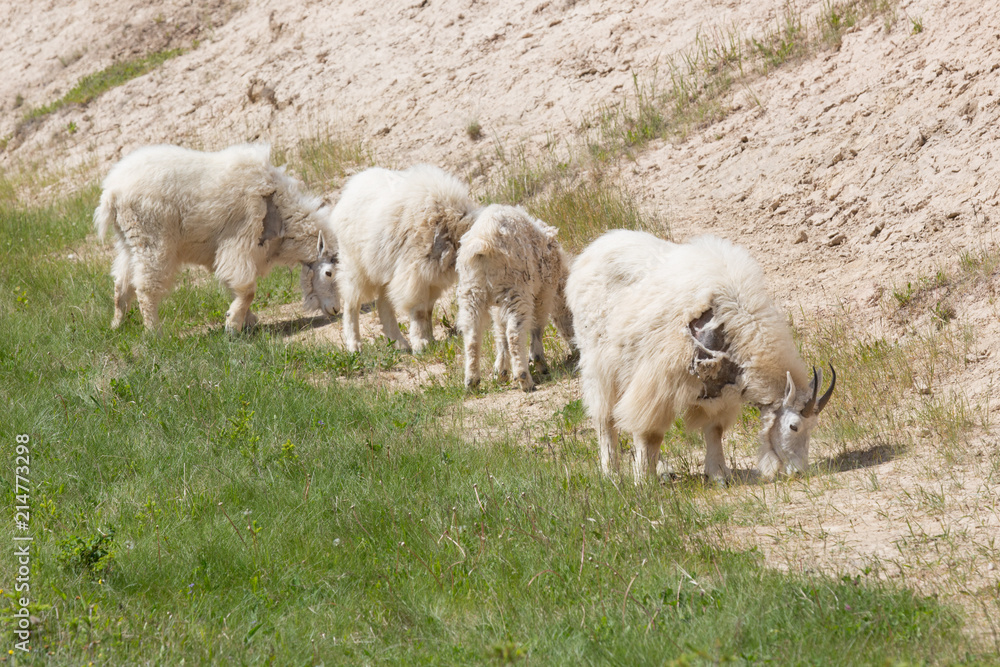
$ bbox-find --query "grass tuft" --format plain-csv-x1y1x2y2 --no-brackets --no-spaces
754,5,807,70
286,133,374,193
891,248,1000,329
481,141,660,251
22,49,185,123
466,119,483,141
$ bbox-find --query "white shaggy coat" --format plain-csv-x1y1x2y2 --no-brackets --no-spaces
94,143,339,332
456,204,574,391
327,165,477,353
567,230,832,483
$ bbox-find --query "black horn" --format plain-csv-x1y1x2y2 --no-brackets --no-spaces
802,366,820,416
816,363,836,414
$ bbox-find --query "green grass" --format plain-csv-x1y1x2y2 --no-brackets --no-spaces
959,246,1000,279
0,183,988,664
0,161,79,212
526,180,653,252
282,133,375,194
22,49,185,124
797,311,915,458
482,142,660,252
754,4,806,70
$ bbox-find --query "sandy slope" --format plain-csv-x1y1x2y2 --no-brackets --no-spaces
1,0,848,170
637,0,1000,307
3,0,997,316
4,0,1000,642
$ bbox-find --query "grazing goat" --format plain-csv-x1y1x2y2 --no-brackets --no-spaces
327,165,477,353
456,204,574,391
94,143,340,333
566,231,835,483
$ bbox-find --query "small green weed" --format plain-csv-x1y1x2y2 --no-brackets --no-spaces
489,641,526,663
216,401,264,463
280,438,298,462
931,299,955,326
892,270,947,311
754,5,806,68
554,398,586,432
893,282,915,307
58,530,116,577
817,0,859,47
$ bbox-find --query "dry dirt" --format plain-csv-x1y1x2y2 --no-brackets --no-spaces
5,0,1000,644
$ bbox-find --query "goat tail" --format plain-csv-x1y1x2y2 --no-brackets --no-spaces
93,190,117,241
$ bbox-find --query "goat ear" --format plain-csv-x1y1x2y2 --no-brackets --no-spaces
463,237,489,258
783,371,796,408
259,193,284,245
317,232,326,256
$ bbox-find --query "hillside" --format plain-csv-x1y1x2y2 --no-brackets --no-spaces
2,0,844,170
3,0,1000,653
3,0,998,311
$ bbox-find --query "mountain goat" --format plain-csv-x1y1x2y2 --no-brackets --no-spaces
326,165,477,353
456,204,574,392
94,143,340,333
566,231,835,483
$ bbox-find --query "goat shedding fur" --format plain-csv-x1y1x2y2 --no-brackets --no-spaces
567,230,833,483
456,204,574,392
326,165,477,353
94,143,339,333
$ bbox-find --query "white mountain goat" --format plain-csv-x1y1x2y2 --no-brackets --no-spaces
456,204,574,391
94,143,340,333
326,165,477,353
566,231,835,483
